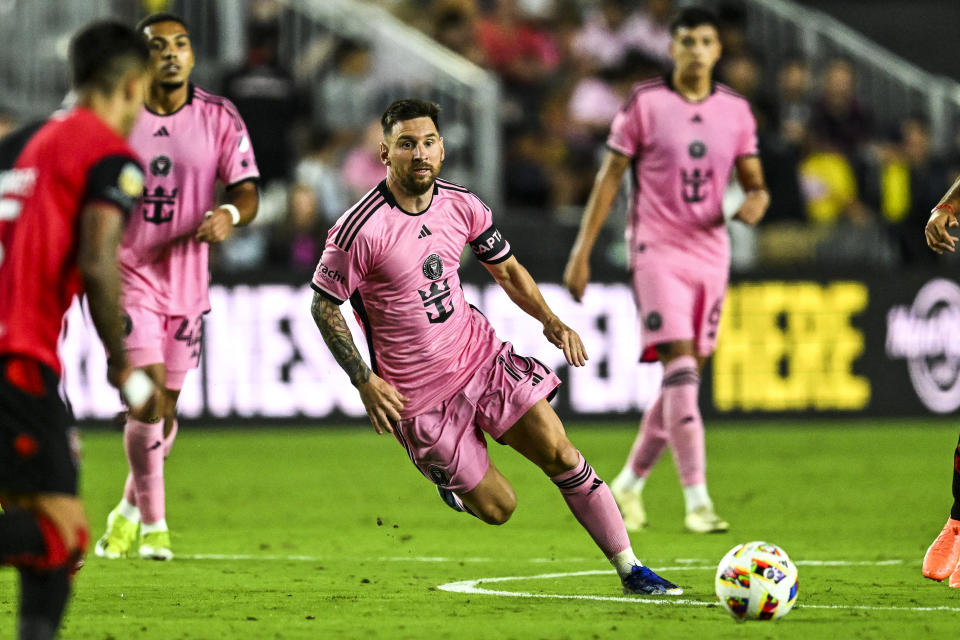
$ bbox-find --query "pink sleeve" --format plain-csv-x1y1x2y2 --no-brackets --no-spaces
606,95,643,158
215,99,260,186
738,102,759,157
311,226,370,304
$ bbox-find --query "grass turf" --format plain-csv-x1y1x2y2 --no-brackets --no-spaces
1,418,958,639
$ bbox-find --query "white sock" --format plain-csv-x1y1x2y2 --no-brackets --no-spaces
610,467,645,494
610,547,642,578
117,498,140,523
683,483,712,514
141,519,168,534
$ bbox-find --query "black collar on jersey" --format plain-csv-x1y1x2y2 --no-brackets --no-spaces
664,72,716,104
377,179,438,217
144,83,195,117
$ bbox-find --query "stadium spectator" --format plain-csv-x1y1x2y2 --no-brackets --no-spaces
294,125,351,224
222,17,309,186
341,118,389,203
572,0,672,70
809,57,873,159
432,5,486,66
267,183,325,273
867,114,949,266
0,20,156,640
310,97,683,597
775,55,814,146
95,13,260,563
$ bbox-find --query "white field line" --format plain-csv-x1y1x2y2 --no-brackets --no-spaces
437,563,960,614
179,554,904,567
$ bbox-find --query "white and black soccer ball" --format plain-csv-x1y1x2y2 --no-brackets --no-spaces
715,541,799,621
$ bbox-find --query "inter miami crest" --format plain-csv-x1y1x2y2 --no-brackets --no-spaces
422,253,443,280
150,155,172,177
688,140,707,158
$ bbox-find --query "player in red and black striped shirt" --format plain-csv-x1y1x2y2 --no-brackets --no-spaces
0,22,157,639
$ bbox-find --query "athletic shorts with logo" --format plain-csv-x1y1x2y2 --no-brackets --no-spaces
0,357,78,495
632,250,728,360
393,341,561,494
123,306,203,391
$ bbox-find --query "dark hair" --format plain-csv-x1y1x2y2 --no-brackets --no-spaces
380,99,440,136
69,20,150,93
135,12,188,35
669,7,720,36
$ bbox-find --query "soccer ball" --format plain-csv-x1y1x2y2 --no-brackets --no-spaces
714,541,798,621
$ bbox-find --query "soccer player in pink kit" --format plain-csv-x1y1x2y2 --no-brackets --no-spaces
311,98,681,595
95,13,260,561
564,7,769,533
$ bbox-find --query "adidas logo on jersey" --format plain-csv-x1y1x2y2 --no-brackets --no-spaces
418,225,432,239
153,126,170,137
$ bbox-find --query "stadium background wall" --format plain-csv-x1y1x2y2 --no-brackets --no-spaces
63,269,960,424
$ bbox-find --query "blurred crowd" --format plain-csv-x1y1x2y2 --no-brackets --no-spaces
2,0,958,275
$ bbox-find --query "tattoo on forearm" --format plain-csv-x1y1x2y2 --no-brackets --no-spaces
311,293,371,387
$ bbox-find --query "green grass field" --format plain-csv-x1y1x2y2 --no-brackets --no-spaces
2,418,959,639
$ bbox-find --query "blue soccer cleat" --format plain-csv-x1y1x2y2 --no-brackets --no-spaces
621,565,684,595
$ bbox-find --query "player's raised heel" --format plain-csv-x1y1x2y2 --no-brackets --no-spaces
611,486,647,531
621,565,683,595
139,530,173,561
685,505,729,533
922,518,960,581
93,508,138,559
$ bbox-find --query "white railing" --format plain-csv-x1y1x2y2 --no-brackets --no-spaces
722,0,960,149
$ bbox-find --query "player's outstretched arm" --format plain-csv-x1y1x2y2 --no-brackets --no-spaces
563,150,631,302
733,155,770,226
310,291,407,433
926,175,960,254
78,202,157,409
195,180,259,243
484,256,588,367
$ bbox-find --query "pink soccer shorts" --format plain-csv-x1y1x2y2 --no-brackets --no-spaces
123,306,203,390
631,254,728,361
393,341,561,494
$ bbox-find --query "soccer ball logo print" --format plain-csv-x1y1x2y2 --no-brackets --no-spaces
422,253,443,280
715,541,798,621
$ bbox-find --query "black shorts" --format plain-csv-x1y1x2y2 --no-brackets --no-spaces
0,356,78,495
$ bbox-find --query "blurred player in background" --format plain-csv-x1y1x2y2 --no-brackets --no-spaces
563,7,769,533
0,21,156,639
96,13,260,562
921,178,960,586
310,98,682,595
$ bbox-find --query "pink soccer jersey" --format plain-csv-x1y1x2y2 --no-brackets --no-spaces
607,75,757,267
312,178,512,419
120,85,259,315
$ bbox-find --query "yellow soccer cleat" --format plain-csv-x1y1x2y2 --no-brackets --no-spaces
94,508,139,559
139,530,173,561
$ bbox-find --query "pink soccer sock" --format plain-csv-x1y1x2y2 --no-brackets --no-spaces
628,395,667,477
123,417,166,525
552,452,631,558
162,419,178,459
661,355,706,487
